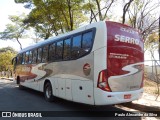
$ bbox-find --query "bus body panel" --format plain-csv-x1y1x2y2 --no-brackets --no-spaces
106,21,144,92
72,80,94,105
55,78,59,96
94,21,143,105
65,79,72,100
93,47,107,87
94,88,143,105
42,52,94,103
58,78,66,99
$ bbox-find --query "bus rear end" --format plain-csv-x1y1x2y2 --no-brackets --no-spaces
95,21,144,105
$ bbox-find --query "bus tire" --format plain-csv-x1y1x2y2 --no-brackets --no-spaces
19,85,25,90
44,82,54,102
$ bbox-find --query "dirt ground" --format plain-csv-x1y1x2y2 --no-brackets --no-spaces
116,79,160,120
137,79,160,107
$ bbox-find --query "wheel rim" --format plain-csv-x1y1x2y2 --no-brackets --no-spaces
46,86,52,98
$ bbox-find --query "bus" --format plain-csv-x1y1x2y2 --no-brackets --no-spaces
12,21,144,105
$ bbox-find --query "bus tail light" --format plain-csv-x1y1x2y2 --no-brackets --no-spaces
97,69,111,92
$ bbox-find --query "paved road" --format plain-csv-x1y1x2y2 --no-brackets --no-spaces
0,79,140,120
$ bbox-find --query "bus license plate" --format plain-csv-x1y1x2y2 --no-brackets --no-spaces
124,94,131,99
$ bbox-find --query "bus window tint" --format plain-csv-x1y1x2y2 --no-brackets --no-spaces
32,49,37,63
18,54,23,64
71,35,81,59
82,32,93,53
37,48,42,63
56,41,63,60
29,51,33,64
42,46,48,62
25,51,30,64
63,38,71,60
49,43,56,61
22,53,26,64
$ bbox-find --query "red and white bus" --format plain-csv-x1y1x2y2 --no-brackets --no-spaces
13,21,144,105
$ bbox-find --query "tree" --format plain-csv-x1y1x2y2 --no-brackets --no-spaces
145,32,158,52
15,0,88,39
0,47,17,78
145,33,160,100
122,0,134,24
0,47,17,54
126,0,160,40
83,0,116,23
0,50,16,72
0,14,28,50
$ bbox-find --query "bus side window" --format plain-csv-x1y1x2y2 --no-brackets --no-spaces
16,55,19,64
49,43,56,61
29,51,33,64
63,38,71,60
56,41,63,60
32,49,37,64
82,31,93,54
18,54,23,64
22,53,26,64
71,35,81,59
37,48,42,63
42,45,49,63
25,51,30,64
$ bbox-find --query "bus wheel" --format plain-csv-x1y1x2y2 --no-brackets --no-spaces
44,82,54,102
19,85,25,90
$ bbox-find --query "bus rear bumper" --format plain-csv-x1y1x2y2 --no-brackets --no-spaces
94,88,143,105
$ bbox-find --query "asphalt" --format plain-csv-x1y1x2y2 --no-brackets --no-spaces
0,78,160,119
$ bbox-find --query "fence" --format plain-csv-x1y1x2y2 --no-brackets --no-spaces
145,60,160,83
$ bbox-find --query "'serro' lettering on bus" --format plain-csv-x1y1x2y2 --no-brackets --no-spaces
114,34,139,45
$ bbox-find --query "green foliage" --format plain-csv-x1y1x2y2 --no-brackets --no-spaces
144,32,159,51
16,0,88,39
82,0,116,22
0,48,16,72
127,0,160,40
0,47,17,54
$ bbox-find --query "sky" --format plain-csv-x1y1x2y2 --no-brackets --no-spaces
0,0,33,51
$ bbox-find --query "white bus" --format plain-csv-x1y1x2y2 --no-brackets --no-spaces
13,21,144,105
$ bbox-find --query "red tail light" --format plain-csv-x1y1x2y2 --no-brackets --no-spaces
97,69,111,92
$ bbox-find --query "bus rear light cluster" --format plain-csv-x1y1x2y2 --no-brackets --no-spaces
97,69,111,92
